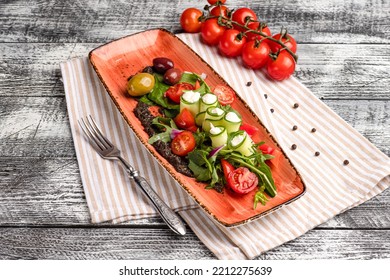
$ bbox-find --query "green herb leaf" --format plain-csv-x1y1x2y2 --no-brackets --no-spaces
179,72,200,85
148,117,179,144
139,95,155,106
179,72,211,94
188,161,211,182
163,108,180,119
147,74,179,110
221,150,277,198
188,148,222,189
253,186,268,209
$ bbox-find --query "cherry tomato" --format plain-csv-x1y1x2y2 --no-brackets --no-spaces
268,33,297,53
210,5,229,17
246,22,271,41
239,123,259,139
227,167,258,194
207,0,226,4
232,8,257,31
194,80,201,90
218,29,247,57
165,83,194,103
269,148,283,168
171,131,196,156
267,52,296,81
213,84,236,105
174,108,197,132
221,159,235,179
259,144,275,155
180,8,203,33
241,40,271,69
200,18,226,45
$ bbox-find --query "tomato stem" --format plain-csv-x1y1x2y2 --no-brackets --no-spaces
224,17,298,61
204,10,298,62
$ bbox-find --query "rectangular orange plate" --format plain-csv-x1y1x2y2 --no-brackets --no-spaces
89,28,306,227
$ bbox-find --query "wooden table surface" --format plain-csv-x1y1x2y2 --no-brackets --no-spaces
0,0,389,260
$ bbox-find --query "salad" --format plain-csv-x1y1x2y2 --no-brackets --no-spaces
127,57,277,209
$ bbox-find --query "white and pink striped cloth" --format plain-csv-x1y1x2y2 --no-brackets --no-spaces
60,33,390,260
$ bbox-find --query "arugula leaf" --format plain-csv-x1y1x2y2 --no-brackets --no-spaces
139,95,156,106
188,161,211,182
179,72,201,85
148,117,180,144
147,74,179,110
188,149,209,166
193,131,209,149
194,82,211,95
253,185,268,209
148,132,170,144
180,72,211,94
163,108,180,118
220,150,277,197
188,149,221,187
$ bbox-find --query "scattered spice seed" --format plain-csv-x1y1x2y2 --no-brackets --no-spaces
264,94,268,99
270,108,274,113
311,128,317,133
246,81,252,87
343,160,350,165
315,151,320,156
292,125,298,131
293,103,299,109
291,144,297,150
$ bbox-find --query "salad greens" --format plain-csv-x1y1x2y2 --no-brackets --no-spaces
140,72,210,111
141,73,179,110
140,69,277,209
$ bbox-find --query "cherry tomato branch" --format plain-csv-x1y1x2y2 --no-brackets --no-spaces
217,17,298,62
180,0,298,81
204,3,298,62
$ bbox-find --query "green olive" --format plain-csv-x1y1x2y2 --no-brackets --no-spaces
126,73,155,96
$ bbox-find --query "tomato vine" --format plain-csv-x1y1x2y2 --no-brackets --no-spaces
180,1,298,81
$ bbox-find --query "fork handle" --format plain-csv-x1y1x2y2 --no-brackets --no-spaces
132,175,187,236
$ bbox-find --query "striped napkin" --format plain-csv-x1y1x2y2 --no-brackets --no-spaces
60,33,390,260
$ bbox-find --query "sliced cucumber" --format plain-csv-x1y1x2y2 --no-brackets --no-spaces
228,131,255,156
204,106,225,120
200,93,218,113
209,125,228,148
202,117,224,132
180,90,201,117
202,106,225,132
222,111,242,134
195,111,206,127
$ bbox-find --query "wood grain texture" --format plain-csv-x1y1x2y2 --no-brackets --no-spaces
0,0,389,260
0,156,389,228
0,43,389,99
0,227,388,260
1,97,388,158
0,0,389,43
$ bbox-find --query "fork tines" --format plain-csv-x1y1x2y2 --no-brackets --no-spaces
78,115,113,151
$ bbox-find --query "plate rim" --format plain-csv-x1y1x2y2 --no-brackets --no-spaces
88,28,307,227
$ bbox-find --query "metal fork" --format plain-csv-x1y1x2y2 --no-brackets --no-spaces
78,115,186,235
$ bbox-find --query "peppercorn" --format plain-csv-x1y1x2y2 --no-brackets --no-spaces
343,160,350,165
246,81,252,87
292,125,298,131
314,151,320,156
293,103,299,109
291,144,297,150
